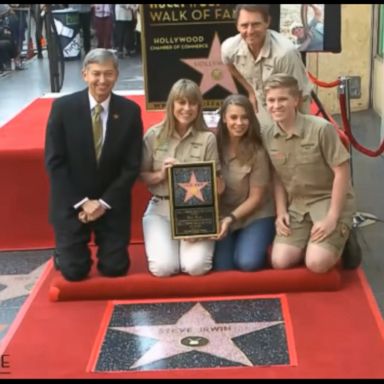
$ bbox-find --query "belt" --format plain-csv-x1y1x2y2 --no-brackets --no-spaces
153,195,169,200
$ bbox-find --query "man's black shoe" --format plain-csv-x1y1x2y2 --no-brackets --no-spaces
341,228,362,269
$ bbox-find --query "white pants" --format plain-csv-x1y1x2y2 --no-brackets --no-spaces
142,197,214,277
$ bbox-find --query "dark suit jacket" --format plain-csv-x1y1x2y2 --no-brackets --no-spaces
45,89,143,231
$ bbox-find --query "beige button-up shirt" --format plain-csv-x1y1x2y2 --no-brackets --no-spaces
262,113,356,226
220,147,275,230
141,124,221,196
221,30,312,124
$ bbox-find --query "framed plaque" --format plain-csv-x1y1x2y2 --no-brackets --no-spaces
168,161,219,239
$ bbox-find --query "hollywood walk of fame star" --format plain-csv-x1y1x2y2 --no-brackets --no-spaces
181,32,238,95
177,171,208,202
0,263,45,302
111,302,282,369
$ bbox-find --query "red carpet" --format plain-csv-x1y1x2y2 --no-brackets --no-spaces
1,265,383,378
0,96,163,251
48,245,342,301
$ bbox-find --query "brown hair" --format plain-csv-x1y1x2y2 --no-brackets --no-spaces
216,94,263,166
234,4,270,23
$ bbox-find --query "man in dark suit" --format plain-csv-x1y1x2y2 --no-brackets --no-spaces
45,48,143,281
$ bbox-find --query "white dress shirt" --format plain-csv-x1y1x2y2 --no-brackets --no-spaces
73,93,112,210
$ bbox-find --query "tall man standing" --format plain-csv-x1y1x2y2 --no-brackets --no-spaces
221,4,312,126
45,48,143,281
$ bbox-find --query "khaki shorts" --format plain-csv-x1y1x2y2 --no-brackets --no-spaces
274,213,350,256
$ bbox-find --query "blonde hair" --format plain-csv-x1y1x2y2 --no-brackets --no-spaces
157,79,208,144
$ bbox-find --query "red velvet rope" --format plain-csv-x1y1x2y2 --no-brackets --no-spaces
309,72,384,157
339,93,384,157
308,72,341,88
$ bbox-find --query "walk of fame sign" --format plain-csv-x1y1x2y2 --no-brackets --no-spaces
140,4,282,110
168,161,219,239
140,4,241,110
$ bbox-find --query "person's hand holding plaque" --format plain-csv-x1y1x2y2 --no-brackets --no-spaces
159,157,178,181
215,215,235,241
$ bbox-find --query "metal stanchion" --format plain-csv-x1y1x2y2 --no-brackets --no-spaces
338,76,381,228
338,77,354,182
44,5,65,92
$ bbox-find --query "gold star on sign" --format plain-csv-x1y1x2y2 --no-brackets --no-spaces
178,171,208,202
181,32,238,95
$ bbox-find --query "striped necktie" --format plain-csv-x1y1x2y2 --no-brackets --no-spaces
92,104,103,161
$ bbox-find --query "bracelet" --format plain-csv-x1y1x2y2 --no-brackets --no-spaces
228,213,237,223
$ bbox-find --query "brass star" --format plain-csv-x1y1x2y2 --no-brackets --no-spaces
178,171,208,202
181,32,238,95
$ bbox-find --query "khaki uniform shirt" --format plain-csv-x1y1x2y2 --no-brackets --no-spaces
141,124,221,196
262,113,356,227
221,30,312,125
220,147,275,231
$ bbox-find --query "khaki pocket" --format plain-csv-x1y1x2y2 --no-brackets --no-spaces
270,152,287,166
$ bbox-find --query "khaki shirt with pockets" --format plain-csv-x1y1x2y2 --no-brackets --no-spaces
141,124,221,196
220,147,275,231
262,113,356,227
221,30,312,124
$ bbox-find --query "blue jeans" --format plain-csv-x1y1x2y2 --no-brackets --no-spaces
213,216,276,271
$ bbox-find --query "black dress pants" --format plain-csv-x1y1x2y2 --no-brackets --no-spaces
53,211,131,281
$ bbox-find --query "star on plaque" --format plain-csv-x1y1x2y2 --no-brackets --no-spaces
181,32,238,95
177,171,208,202
111,302,282,369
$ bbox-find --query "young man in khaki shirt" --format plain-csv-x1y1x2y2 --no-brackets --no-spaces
262,74,356,273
